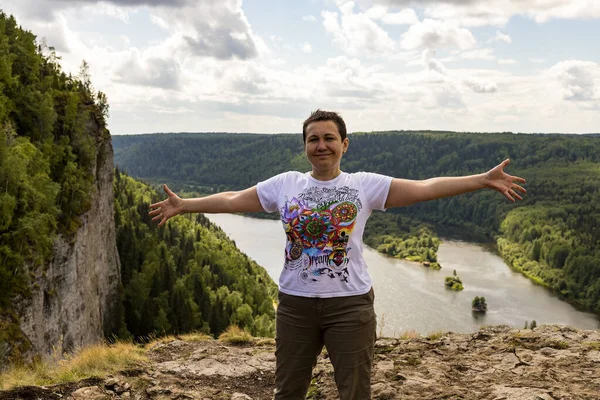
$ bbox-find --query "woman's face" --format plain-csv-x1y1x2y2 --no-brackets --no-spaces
304,120,349,171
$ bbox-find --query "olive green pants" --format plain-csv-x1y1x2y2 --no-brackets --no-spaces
274,288,376,400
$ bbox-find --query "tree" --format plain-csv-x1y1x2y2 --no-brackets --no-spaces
96,91,109,120
530,320,537,329
472,296,487,312
78,60,93,95
445,275,464,291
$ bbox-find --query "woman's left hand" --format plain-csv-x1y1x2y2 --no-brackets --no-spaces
484,159,527,202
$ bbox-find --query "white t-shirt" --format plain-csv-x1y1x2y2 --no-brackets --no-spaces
257,171,393,298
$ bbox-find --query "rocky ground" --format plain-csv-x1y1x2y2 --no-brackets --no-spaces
1,325,599,400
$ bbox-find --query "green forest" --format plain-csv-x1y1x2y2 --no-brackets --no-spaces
0,9,277,360
114,169,276,339
0,11,109,351
113,131,600,313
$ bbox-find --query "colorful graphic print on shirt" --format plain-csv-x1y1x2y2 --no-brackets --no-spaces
280,186,362,285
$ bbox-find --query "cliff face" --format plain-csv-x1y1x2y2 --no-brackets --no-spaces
18,120,121,358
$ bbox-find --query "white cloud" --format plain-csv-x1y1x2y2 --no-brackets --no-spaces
488,30,511,44
400,19,476,50
421,49,497,95
302,42,313,54
530,1,600,23
3,0,137,22
171,1,258,60
530,58,545,64
150,14,169,29
5,0,600,134
6,0,260,61
93,2,131,23
322,2,396,56
366,5,418,24
221,64,269,95
80,0,190,6
437,48,495,63
382,8,419,25
27,14,72,53
148,105,195,114
421,0,600,26
303,15,317,22
359,0,600,27
463,79,498,93
115,50,182,89
365,5,388,20
315,56,388,100
460,48,495,60
548,60,599,103
422,49,448,75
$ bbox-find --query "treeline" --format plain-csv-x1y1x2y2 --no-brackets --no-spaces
114,169,277,339
0,10,108,349
498,205,600,311
112,133,308,191
364,213,440,269
113,131,600,313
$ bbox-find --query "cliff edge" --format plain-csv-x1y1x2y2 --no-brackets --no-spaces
1,325,599,400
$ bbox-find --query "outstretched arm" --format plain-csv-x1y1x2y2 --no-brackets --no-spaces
384,159,526,209
149,185,265,227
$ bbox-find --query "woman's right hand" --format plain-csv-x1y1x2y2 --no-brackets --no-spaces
149,184,184,227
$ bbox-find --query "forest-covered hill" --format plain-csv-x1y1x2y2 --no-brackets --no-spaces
0,10,112,356
113,131,600,313
113,169,277,339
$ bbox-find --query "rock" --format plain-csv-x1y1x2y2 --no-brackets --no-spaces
146,385,172,396
231,393,252,399
371,382,395,399
540,347,556,356
491,385,557,399
70,386,110,400
586,350,600,363
104,377,130,394
5,325,600,400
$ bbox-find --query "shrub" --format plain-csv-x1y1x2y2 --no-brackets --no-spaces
218,325,253,345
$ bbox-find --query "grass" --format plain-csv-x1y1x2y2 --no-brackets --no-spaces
254,338,276,346
218,325,253,345
398,329,421,340
426,330,444,341
583,342,600,351
144,334,178,348
1,325,263,391
550,340,569,350
143,331,214,350
0,342,148,391
179,332,213,342
306,377,320,399
404,355,422,366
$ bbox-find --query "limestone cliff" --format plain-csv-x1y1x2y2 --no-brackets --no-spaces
17,119,121,358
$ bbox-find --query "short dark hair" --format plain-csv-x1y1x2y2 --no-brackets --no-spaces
302,109,347,143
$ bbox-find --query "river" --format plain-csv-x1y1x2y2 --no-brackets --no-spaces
206,214,600,337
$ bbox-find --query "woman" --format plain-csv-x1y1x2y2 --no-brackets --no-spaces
149,109,526,399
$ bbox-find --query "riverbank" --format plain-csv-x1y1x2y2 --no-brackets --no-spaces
1,325,599,399
205,213,600,334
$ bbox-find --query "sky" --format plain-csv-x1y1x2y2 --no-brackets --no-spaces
3,0,600,135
